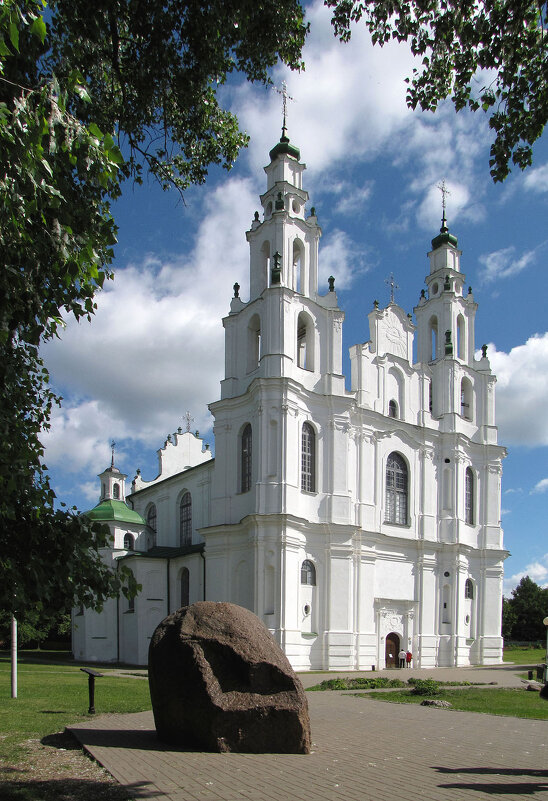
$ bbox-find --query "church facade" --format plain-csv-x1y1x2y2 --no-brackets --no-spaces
73,133,507,670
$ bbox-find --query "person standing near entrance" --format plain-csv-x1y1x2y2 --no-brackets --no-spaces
406,650,412,668
398,648,406,668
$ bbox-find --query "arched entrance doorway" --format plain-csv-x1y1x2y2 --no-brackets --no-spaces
385,632,400,668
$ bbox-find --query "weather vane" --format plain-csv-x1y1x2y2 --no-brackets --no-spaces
183,411,194,433
385,272,399,304
275,80,294,138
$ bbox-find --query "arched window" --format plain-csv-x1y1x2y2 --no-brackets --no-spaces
297,311,314,371
465,578,474,599
301,422,316,492
388,399,398,419
146,504,157,532
123,533,134,551
457,314,466,360
465,467,474,525
247,315,261,373
293,239,304,293
385,452,408,525
113,483,120,499
461,377,473,420
241,424,252,493
429,316,438,361
179,492,192,546
180,567,190,607
301,559,316,585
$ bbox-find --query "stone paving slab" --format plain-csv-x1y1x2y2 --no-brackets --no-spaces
69,667,548,801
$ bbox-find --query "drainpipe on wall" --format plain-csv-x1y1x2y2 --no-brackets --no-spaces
200,549,206,600
167,557,171,616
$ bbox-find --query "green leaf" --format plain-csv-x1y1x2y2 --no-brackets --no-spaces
88,122,103,140
9,21,19,52
30,15,47,44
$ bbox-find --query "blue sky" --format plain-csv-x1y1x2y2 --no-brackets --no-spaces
41,1,548,596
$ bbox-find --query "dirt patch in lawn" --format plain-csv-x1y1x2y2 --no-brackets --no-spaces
1,730,132,801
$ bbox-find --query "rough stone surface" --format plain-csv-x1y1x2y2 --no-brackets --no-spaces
148,601,311,753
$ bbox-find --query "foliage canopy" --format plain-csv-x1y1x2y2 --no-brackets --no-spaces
0,0,307,623
327,0,548,181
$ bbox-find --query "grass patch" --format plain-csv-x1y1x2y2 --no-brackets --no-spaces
355,687,548,719
0,658,151,765
308,676,407,691
503,646,546,664
308,676,493,691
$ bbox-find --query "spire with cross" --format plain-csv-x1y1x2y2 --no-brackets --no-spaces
437,179,451,231
110,440,116,468
275,80,294,140
385,272,399,304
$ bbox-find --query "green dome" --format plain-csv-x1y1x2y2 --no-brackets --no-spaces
269,134,300,162
85,499,145,525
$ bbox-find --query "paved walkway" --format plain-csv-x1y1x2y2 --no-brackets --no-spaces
69,666,548,801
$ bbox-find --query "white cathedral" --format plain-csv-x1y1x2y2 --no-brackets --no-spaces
73,130,507,671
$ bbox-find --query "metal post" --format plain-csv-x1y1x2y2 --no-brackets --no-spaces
88,673,96,714
11,614,17,699
542,617,548,684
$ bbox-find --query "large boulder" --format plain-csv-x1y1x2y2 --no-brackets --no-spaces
148,601,311,753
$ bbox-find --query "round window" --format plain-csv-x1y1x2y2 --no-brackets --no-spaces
303,604,311,616
465,614,470,624
444,571,450,577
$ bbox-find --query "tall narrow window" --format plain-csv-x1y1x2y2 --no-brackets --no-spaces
429,380,433,414
430,316,438,361
385,452,408,525
147,504,157,532
247,315,261,373
465,467,474,525
461,377,473,420
301,422,316,492
388,399,398,419
297,312,314,371
241,424,252,493
180,567,190,607
123,533,134,550
179,492,192,546
465,578,474,599
301,559,316,585
113,483,120,499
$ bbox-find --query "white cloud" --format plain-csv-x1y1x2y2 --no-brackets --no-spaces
531,478,548,495
478,246,537,283
43,177,258,473
318,229,372,289
504,556,548,595
523,163,548,194
488,333,548,446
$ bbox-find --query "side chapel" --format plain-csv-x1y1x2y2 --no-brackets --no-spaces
73,129,507,670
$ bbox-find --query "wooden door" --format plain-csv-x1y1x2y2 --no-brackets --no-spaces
385,632,400,668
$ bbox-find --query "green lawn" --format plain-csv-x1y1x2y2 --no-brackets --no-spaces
0,656,151,764
503,645,546,664
356,687,548,719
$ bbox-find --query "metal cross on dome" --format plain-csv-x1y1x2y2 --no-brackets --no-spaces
437,179,451,222
110,440,116,467
385,272,399,304
275,80,294,137
183,411,194,433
